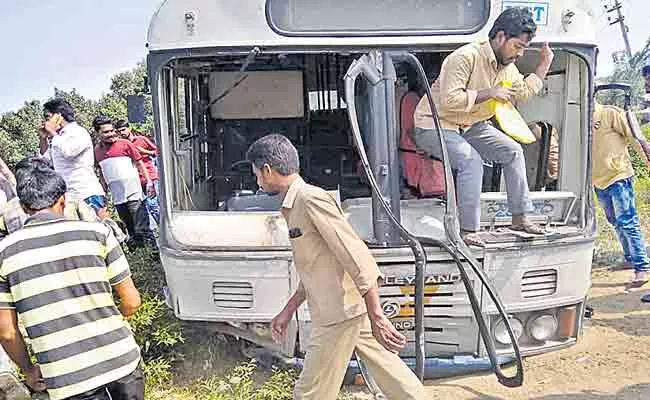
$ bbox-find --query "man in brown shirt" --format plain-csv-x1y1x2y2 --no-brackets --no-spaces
413,7,554,246
247,135,426,400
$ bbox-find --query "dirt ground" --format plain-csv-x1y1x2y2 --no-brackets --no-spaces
347,265,650,400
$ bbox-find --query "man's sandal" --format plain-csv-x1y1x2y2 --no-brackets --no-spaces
510,223,546,235
461,231,485,247
626,273,650,291
625,279,649,291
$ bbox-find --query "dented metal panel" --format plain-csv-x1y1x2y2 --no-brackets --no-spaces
168,212,290,248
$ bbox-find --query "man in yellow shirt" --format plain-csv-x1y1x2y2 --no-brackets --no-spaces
413,7,554,246
593,102,650,290
246,134,426,400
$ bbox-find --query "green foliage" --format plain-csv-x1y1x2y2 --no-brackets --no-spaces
142,358,173,388
111,62,148,98
628,125,650,180
125,247,184,388
150,359,360,400
254,367,299,400
0,62,154,156
107,62,154,133
597,37,650,107
0,100,42,165
197,359,257,400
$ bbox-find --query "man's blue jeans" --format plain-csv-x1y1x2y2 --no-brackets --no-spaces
144,180,160,229
595,177,650,273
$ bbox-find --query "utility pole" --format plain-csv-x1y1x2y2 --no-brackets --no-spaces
605,0,632,59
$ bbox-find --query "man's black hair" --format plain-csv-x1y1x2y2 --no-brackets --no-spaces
43,98,76,123
14,157,54,187
114,119,129,130
489,7,537,41
16,157,66,211
93,115,113,132
246,134,300,176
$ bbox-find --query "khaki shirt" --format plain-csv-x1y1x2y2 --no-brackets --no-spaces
414,41,543,132
282,177,382,327
592,103,636,190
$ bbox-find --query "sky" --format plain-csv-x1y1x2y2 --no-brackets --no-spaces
0,0,647,114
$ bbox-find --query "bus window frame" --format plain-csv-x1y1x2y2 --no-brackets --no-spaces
264,0,492,38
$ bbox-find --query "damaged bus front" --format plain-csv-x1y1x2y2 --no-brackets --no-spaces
143,0,599,381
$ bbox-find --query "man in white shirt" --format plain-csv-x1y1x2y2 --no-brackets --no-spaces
39,99,107,218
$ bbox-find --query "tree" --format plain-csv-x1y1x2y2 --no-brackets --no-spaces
0,100,42,165
110,62,148,98
97,93,128,122
598,37,650,107
0,61,155,165
106,62,154,133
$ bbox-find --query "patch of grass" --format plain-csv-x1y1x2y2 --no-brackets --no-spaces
124,247,184,388
125,248,363,399
144,359,363,400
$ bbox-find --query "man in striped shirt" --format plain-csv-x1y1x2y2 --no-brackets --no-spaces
0,160,144,399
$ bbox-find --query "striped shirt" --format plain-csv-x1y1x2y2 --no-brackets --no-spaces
0,212,141,400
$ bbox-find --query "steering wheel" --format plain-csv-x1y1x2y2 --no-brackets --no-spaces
230,159,252,174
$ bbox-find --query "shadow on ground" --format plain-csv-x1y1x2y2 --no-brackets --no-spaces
436,383,650,400
588,290,650,315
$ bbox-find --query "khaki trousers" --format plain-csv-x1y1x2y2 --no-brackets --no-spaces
294,314,427,400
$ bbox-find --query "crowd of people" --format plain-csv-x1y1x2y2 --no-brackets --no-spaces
0,99,162,399
0,6,647,400
36,99,160,251
0,98,160,399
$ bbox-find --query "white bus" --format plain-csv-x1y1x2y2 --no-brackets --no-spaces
141,0,599,384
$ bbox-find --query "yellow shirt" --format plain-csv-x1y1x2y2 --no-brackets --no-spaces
414,41,543,132
592,103,636,190
282,177,382,327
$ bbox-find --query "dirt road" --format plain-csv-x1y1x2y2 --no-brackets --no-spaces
350,266,650,399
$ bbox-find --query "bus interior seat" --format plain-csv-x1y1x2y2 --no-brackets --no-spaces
398,91,446,199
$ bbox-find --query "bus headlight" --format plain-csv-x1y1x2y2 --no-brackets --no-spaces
493,317,524,345
527,314,558,342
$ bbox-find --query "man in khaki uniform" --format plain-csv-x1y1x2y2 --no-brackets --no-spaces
246,135,426,400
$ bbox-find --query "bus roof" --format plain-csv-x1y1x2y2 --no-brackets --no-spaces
147,0,598,52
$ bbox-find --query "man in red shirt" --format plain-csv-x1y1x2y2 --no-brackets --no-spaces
116,120,160,226
93,116,157,250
